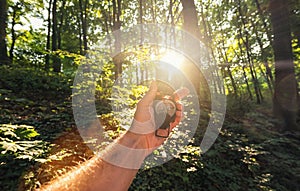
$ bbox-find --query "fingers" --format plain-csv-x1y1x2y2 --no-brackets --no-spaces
176,102,183,111
138,81,157,107
173,87,189,101
170,107,184,130
168,87,188,130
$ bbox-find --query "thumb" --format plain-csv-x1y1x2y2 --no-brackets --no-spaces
138,81,157,106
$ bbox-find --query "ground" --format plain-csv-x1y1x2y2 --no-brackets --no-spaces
0,70,299,191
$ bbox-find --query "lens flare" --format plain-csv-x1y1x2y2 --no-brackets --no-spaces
160,51,185,69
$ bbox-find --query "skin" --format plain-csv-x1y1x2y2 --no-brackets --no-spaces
39,81,188,191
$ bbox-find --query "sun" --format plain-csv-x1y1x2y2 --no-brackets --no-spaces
160,50,185,69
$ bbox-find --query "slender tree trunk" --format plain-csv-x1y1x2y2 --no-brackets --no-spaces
139,0,143,44
199,5,223,94
136,65,139,85
79,0,88,53
0,0,9,64
9,5,17,61
150,0,156,23
250,18,273,95
52,0,61,72
218,30,238,97
237,0,262,103
57,0,66,50
77,10,83,55
245,35,263,104
270,0,299,130
101,3,112,53
254,0,272,43
259,64,273,95
234,39,253,100
242,66,253,99
265,62,274,87
45,0,52,71
52,0,57,53
112,0,122,80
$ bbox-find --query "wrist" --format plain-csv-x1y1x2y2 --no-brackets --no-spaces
119,131,147,149
98,132,148,169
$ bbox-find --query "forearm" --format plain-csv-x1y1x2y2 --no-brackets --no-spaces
39,133,146,191
39,82,186,191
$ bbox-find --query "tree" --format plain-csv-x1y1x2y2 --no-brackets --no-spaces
112,0,122,80
0,0,9,64
180,0,201,95
45,0,52,70
51,0,61,72
79,0,88,53
270,0,299,130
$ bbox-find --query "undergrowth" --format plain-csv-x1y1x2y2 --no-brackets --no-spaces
0,66,299,191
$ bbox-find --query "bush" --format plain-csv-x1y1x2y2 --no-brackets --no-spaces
226,95,253,117
0,65,72,101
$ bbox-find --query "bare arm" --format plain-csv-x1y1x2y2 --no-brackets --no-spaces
40,134,145,191
39,82,188,191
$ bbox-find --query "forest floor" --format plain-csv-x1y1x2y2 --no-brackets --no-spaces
0,68,299,191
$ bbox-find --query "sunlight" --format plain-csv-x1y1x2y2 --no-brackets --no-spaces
160,50,185,69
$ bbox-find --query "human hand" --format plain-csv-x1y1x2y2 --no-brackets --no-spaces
121,81,189,154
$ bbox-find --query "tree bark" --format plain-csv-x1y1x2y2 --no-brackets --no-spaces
52,0,61,72
9,5,17,61
270,0,299,130
45,0,52,70
0,0,10,64
57,0,66,50
180,0,202,96
112,0,122,80
79,0,88,53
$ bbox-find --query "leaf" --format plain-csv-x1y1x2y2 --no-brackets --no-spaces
1,141,18,153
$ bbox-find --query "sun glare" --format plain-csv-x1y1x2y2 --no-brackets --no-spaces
160,51,185,69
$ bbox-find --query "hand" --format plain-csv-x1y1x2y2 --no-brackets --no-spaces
120,81,189,154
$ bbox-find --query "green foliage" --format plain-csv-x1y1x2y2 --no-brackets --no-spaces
130,117,300,191
0,124,49,190
226,94,253,117
0,124,48,160
0,65,72,100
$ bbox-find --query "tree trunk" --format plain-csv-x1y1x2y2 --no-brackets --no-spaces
112,0,122,80
199,5,223,94
139,0,143,44
79,0,88,53
9,5,17,61
77,9,83,55
270,0,299,131
52,0,60,72
45,0,52,70
250,17,273,95
254,0,272,43
233,42,253,100
150,0,156,23
242,65,253,100
237,0,262,104
180,0,202,96
0,0,9,64
57,0,66,50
